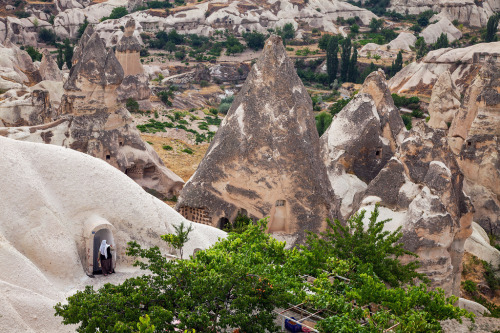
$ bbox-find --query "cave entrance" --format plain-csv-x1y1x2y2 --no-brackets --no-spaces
218,217,230,230
269,200,287,233
92,228,115,275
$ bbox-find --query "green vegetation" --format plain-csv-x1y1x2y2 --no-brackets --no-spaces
77,18,89,39
157,89,175,107
14,10,30,18
243,31,266,50
389,50,403,77
329,97,351,116
161,221,193,259
218,95,234,115
101,6,128,21
63,39,73,70
315,112,333,137
180,147,194,154
402,114,412,130
392,94,420,109
223,212,253,234
126,98,140,112
162,145,173,150
485,14,499,42
275,23,295,44
54,206,473,332
340,37,351,82
434,33,449,49
461,280,477,294
326,36,339,84
38,28,57,45
296,58,329,86
24,46,42,62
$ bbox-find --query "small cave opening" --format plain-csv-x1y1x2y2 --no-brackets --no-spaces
106,154,111,160
143,166,156,177
218,217,230,230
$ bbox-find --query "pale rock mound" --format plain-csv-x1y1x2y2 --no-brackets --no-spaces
359,32,416,58
39,49,63,82
388,42,500,97
0,136,225,332
176,36,337,241
0,81,63,126
320,69,405,218
0,40,40,88
428,70,461,129
354,122,473,296
465,222,500,271
388,0,500,28
420,16,462,44
1,32,184,199
449,60,500,235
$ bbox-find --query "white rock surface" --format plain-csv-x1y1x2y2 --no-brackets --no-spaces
388,41,500,97
465,222,500,270
458,298,491,316
420,16,462,44
0,136,226,332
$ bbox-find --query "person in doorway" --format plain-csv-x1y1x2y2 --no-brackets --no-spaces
97,240,113,276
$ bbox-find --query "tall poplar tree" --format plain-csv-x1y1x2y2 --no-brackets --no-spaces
347,47,358,83
326,36,338,84
340,37,351,82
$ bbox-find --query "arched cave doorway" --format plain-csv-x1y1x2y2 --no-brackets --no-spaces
218,217,230,230
92,228,115,275
269,200,287,233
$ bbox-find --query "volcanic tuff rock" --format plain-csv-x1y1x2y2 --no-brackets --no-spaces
353,122,473,296
388,42,500,97
428,70,461,129
420,16,462,44
115,18,151,107
0,136,225,332
1,31,184,199
91,0,377,46
0,40,40,88
449,60,500,235
176,36,337,239
39,49,63,82
320,69,405,218
388,0,500,27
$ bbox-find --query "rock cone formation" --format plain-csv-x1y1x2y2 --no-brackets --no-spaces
320,70,405,218
0,136,224,332
449,60,500,236
428,70,461,130
321,71,473,296
39,49,63,82
176,36,337,239
1,31,184,199
115,18,151,108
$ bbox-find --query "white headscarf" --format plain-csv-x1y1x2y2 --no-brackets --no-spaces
99,240,110,259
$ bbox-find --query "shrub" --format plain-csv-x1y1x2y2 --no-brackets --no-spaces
329,97,351,116
181,147,194,154
126,98,140,112
108,6,128,20
218,95,234,115
14,10,30,18
350,24,359,34
25,46,42,62
461,280,478,294
315,112,332,137
243,31,266,51
77,18,89,39
402,114,412,130
157,90,174,106
411,109,424,118
38,28,56,45
162,144,173,150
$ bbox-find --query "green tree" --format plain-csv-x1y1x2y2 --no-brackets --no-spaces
63,39,73,69
340,37,351,82
161,221,193,259
38,28,56,45
347,47,358,83
390,50,403,76
485,14,499,42
276,23,295,44
434,33,449,49
56,46,64,69
108,6,128,20
369,18,383,32
126,98,140,112
318,34,332,50
351,24,359,34
315,112,332,137
415,37,428,59
25,46,42,62
243,31,266,50
326,36,338,83
77,17,89,39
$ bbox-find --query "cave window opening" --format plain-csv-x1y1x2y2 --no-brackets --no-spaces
218,217,230,230
106,154,111,160
276,200,285,207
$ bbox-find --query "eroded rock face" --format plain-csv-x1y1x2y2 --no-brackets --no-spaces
354,123,473,296
1,31,184,199
176,36,337,240
420,16,462,44
39,49,63,82
115,18,151,106
320,70,405,218
428,70,461,130
449,60,500,235
388,42,500,98
388,0,500,28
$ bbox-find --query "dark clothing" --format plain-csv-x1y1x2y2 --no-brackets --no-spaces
100,247,112,261
101,258,112,275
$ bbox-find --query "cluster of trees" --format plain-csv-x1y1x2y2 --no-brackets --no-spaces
485,13,499,42
325,36,358,84
100,6,129,22
54,206,473,332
